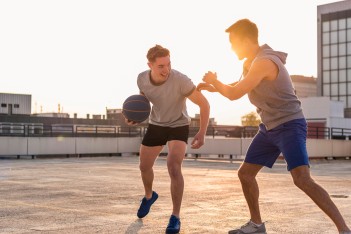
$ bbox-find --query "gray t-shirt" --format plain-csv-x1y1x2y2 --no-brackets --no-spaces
247,44,305,130
137,69,195,127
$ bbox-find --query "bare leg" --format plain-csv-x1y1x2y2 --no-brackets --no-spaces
139,144,163,198
291,165,350,232
166,140,187,218
237,162,264,224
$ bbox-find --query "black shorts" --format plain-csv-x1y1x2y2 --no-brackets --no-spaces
142,124,189,146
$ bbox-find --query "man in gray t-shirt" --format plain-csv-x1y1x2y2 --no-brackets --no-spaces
126,44,210,234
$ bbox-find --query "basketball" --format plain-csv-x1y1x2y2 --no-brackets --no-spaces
122,94,151,123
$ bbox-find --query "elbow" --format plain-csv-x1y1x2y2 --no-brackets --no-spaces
228,95,238,101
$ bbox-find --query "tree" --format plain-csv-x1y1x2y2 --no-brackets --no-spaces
241,111,261,126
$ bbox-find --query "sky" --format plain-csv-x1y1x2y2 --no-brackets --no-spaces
0,0,339,125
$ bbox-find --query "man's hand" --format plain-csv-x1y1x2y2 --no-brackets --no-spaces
196,83,217,92
191,132,205,149
124,118,138,126
202,71,217,84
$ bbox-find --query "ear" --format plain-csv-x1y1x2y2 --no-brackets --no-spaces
147,62,152,69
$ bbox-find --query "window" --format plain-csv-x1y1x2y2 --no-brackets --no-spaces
331,31,338,43
339,19,346,30
331,83,338,95
323,84,330,96
331,70,338,82
331,44,338,56
323,71,330,83
323,32,330,45
339,83,347,95
339,30,346,43
323,45,330,57
14,104,19,108
331,57,338,69
1,103,7,108
339,57,346,69
323,58,330,70
340,70,347,82
322,21,330,32
339,43,346,56
331,20,338,31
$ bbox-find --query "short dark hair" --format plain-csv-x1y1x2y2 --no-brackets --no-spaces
146,45,170,63
225,19,258,44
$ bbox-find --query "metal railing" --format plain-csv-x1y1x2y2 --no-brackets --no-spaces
1,123,351,140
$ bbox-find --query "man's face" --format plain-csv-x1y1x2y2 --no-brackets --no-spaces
229,33,246,60
148,56,171,82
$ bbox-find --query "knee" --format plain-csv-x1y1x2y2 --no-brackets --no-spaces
238,168,255,183
293,175,314,190
167,164,182,179
139,163,152,173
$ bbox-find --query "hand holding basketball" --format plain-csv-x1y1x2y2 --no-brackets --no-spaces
122,94,151,124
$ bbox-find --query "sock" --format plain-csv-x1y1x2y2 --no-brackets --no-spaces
250,221,263,227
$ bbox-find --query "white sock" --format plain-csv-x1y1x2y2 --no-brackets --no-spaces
250,221,263,227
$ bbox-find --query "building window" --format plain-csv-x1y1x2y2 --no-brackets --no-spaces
14,104,19,108
323,84,330,96
323,58,330,70
331,20,338,31
331,44,338,56
331,57,338,69
323,32,330,44
331,70,338,82
339,30,346,43
340,70,347,82
339,57,346,69
1,103,7,108
339,83,347,95
339,19,346,30
323,21,330,31
339,43,346,56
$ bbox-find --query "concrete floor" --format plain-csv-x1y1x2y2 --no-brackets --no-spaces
0,156,350,234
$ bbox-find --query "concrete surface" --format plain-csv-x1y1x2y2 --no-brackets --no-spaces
0,156,350,234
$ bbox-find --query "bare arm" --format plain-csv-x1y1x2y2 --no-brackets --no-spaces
187,89,210,149
202,59,278,100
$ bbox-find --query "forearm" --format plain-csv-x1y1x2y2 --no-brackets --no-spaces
198,101,210,134
211,79,237,100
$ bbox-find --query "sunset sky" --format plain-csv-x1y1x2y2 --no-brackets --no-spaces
0,0,338,125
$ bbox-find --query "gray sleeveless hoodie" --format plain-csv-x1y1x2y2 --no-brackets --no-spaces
247,44,304,130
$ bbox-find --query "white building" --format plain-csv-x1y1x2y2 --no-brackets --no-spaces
0,93,31,115
317,0,351,116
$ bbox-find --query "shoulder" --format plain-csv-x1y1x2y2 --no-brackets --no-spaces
137,70,149,79
170,69,191,81
137,70,150,83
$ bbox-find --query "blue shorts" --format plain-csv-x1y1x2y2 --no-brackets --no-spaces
245,118,310,171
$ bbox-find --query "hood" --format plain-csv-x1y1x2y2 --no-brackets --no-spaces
258,44,288,64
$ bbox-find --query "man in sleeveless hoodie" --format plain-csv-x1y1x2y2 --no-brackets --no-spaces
126,44,210,234
197,19,350,234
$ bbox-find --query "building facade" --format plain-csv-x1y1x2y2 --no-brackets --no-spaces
317,0,351,116
0,93,31,115
291,75,317,98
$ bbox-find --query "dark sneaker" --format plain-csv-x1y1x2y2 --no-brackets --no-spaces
165,215,181,234
137,191,158,218
228,220,266,234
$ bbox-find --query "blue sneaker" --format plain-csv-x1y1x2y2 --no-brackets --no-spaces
137,191,158,218
165,215,181,234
